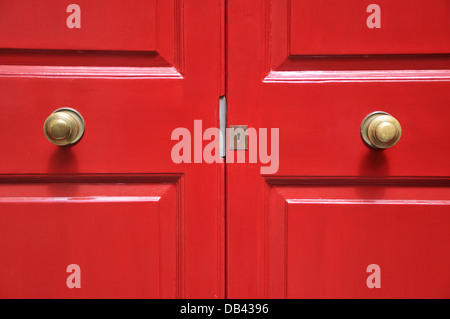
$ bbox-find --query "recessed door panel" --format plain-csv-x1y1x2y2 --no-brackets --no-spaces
0,0,157,51
271,0,450,71
267,181,450,298
0,0,181,68
288,0,450,55
0,178,179,298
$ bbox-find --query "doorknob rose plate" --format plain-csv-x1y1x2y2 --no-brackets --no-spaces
361,111,402,149
44,108,85,146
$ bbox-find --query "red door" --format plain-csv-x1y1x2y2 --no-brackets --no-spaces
227,0,450,298
0,0,224,298
2,0,450,300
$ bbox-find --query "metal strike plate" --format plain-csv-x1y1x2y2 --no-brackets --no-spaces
228,125,248,150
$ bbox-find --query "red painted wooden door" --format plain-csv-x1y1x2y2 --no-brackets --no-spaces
0,0,224,298
227,0,450,298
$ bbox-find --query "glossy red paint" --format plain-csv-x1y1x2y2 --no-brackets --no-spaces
0,0,225,298
289,0,450,55
227,0,450,298
1,0,450,299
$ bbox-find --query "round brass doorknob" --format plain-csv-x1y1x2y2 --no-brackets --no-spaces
361,111,402,149
43,108,85,146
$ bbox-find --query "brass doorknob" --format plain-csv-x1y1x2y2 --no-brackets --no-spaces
43,108,85,146
361,111,402,149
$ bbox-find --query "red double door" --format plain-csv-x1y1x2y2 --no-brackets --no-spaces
1,0,450,298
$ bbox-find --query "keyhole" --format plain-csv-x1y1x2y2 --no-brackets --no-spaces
229,125,248,151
